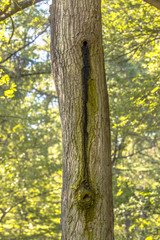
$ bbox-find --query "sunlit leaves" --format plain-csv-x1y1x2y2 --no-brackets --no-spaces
102,0,160,239
0,70,17,98
0,2,61,239
114,174,160,239
145,237,153,240
0,0,11,11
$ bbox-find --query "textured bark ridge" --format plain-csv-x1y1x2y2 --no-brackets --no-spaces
50,0,114,239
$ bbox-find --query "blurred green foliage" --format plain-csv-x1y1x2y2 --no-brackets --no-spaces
0,1,61,239
0,0,159,239
102,0,160,239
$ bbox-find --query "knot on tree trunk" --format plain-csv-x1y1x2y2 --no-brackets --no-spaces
77,182,95,209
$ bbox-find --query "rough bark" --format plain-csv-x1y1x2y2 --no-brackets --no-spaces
50,0,114,239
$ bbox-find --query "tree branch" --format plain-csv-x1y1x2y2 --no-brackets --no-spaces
0,0,45,22
0,198,25,222
8,16,15,44
112,146,156,163
0,29,47,64
20,71,51,77
143,0,160,9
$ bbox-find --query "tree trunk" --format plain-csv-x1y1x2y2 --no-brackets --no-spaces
50,0,114,239
143,0,160,9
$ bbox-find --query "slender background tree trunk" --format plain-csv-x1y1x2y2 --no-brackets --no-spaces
50,0,114,239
